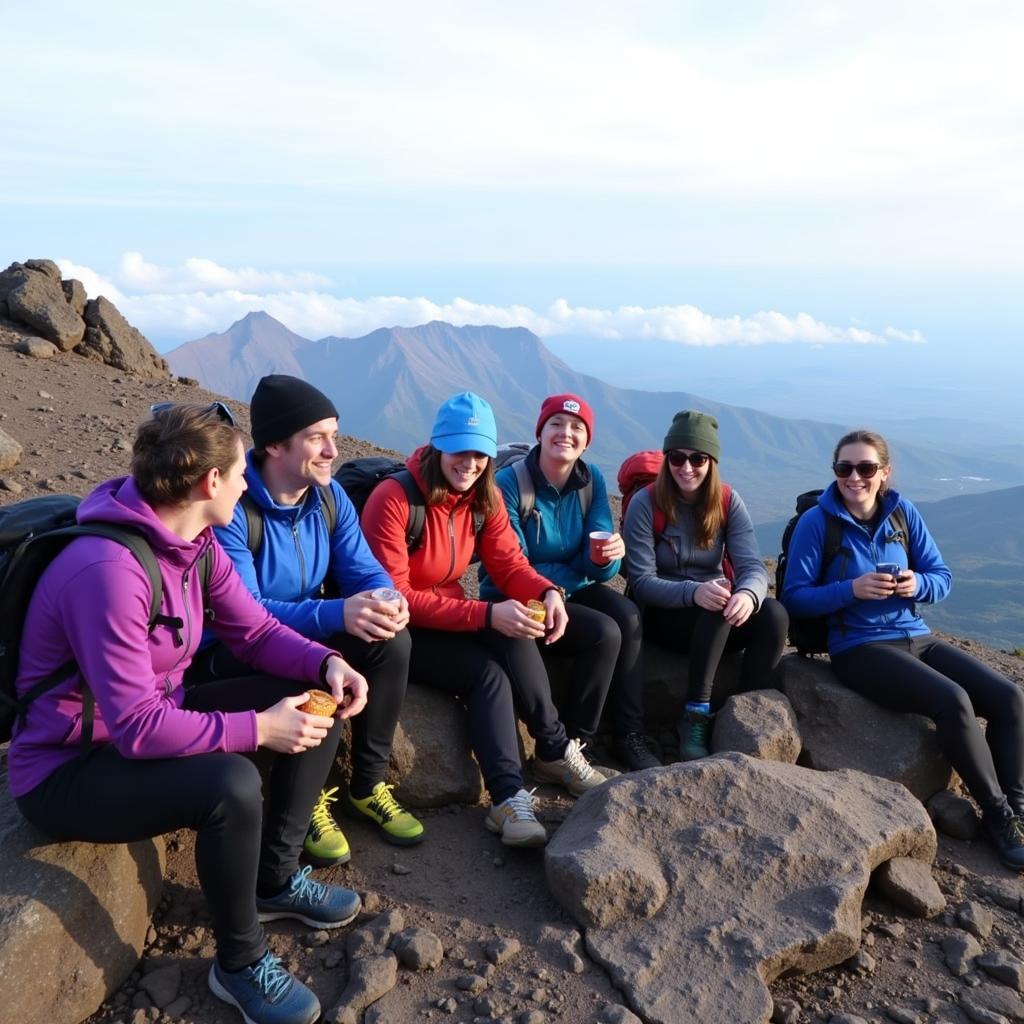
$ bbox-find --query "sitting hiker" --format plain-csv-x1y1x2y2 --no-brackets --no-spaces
9,403,368,1024
361,392,605,848
192,374,422,864
623,410,788,760
781,428,1024,870
480,393,658,771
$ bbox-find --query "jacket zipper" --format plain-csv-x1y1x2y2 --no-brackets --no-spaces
293,525,307,593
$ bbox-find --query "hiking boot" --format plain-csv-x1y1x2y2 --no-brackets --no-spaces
532,737,605,797
346,781,425,846
985,813,1024,871
208,950,320,1024
303,787,350,866
256,866,361,929
616,731,661,772
485,788,548,847
678,709,714,761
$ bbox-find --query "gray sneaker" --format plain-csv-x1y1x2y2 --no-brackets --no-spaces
485,788,548,847
533,737,605,797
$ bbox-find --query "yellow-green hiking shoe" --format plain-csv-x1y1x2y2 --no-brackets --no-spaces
346,782,425,846
303,787,351,866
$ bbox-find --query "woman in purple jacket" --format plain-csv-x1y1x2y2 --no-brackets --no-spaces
9,403,368,1024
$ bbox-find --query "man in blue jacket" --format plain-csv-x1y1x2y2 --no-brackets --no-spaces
200,374,422,864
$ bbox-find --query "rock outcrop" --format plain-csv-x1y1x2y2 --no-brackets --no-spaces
80,296,170,379
545,753,936,1024
0,763,165,1024
0,260,86,351
711,688,801,763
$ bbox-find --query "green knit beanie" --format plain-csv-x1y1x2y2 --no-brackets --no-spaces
662,410,721,462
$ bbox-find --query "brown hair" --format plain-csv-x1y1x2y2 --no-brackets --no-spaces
833,428,893,495
417,445,500,519
653,456,724,549
131,404,243,506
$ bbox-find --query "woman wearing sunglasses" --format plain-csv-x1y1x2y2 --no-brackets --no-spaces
9,403,369,1024
781,428,1024,870
623,410,788,761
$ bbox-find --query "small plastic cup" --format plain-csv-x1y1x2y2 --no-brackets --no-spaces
589,531,613,566
371,587,402,616
712,576,732,592
526,599,547,623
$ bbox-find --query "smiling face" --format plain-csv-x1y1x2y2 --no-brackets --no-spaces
210,439,248,527
267,417,339,492
834,441,891,518
539,412,588,466
668,448,711,503
440,450,489,492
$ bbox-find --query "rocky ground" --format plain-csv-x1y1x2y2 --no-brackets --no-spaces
3,332,1024,1024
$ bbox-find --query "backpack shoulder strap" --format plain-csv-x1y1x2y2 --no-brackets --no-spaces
319,484,338,536
240,492,264,556
645,482,668,540
392,470,428,552
889,503,911,561
578,473,593,519
720,483,732,526
511,459,535,521
820,512,847,576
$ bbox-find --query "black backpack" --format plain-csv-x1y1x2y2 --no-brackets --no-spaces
240,486,338,556
776,490,909,656
0,494,212,745
334,456,484,552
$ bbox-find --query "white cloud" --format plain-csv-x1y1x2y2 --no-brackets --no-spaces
71,253,925,349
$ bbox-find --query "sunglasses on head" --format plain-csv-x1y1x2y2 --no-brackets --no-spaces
667,450,710,468
149,400,236,426
833,461,880,479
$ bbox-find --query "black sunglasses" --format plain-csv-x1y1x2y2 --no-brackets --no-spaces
667,450,710,468
149,400,236,426
833,460,880,479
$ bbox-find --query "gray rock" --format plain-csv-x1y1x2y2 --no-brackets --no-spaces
710,689,801,763
485,936,522,965
545,753,935,1024
598,1006,644,1024
62,278,87,316
347,908,406,959
978,951,1024,991
960,1003,1011,1024
0,478,23,494
473,993,499,1015
3,263,85,350
961,982,1024,1021
324,952,397,1023
0,428,23,472
520,1012,547,1024
14,337,58,359
958,901,996,940
0,774,165,1024
455,974,488,993
772,999,802,1024
80,297,169,379
391,926,444,970
886,1008,923,1023
137,963,181,1008
980,880,1024,915
943,932,982,976
779,654,951,800
845,949,877,973
830,1016,871,1024
928,789,981,839
163,995,191,1019
24,259,62,281
874,857,946,917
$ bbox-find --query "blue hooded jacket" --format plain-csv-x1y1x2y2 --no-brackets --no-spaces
479,446,619,599
780,482,951,654
213,452,393,639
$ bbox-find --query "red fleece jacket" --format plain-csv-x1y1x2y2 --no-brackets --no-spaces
361,447,553,631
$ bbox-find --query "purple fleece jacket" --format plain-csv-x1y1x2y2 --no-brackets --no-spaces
8,476,334,798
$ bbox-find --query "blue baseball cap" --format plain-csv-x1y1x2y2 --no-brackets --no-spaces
430,391,498,458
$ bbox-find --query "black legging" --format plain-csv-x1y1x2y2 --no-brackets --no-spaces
16,673,340,972
189,630,410,798
550,583,643,736
642,597,789,706
831,635,1024,819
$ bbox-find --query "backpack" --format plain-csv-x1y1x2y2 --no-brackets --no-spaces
775,490,911,656
495,442,593,525
0,494,212,745
240,485,337,556
333,456,484,553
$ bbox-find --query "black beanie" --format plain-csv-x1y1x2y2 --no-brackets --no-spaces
250,375,339,449
662,410,722,462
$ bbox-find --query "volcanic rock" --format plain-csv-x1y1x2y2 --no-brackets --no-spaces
711,688,801,762
80,297,170,380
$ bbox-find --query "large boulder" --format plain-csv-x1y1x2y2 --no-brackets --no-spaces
545,753,935,1024
0,761,165,1024
0,261,85,351
711,688,801,763
80,297,170,380
0,428,23,473
779,654,951,801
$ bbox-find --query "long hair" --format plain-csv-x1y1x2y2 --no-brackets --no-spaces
417,445,500,519
132,405,243,506
653,456,724,549
833,428,893,495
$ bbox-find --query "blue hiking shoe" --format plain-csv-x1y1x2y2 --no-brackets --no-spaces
256,865,361,929
208,950,320,1024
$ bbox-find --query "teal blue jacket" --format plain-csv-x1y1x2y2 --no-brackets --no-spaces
479,447,619,599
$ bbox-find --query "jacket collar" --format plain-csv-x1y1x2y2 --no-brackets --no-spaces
525,444,591,496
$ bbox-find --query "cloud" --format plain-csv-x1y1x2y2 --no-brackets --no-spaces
62,253,927,349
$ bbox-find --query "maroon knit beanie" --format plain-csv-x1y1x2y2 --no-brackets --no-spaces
535,394,595,444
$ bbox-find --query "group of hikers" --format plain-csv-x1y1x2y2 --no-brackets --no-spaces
7,374,1024,1024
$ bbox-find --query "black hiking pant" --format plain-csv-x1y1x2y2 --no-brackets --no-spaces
16,673,340,972
189,629,410,798
642,597,788,707
831,635,1024,819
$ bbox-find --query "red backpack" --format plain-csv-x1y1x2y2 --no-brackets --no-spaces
617,450,734,580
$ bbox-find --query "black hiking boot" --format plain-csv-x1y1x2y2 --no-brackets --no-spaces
984,812,1024,871
616,731,661,772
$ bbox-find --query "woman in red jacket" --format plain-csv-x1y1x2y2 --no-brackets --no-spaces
361,392,605,847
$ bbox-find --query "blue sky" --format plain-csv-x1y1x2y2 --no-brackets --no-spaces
3,1,1022,419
